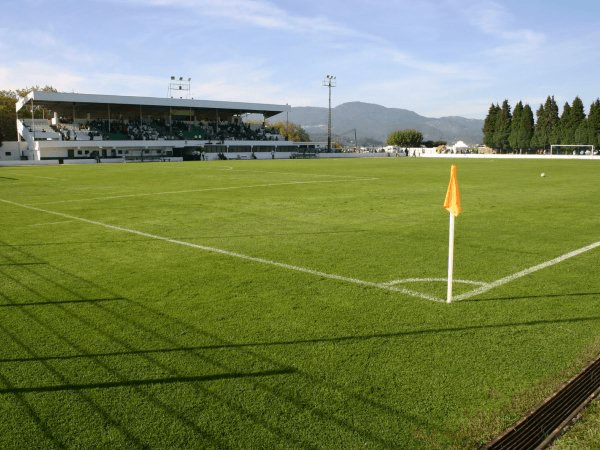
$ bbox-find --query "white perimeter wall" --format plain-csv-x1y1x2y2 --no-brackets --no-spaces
2,143,599,166
0,142,27,161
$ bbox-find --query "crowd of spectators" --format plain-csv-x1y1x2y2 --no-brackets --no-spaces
28,117,285,143
55,119,286,142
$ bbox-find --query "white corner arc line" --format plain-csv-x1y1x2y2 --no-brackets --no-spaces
383,278,487,287
0,198,443,303
454,240,600,301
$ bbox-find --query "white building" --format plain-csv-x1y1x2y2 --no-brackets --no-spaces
11,91,320,162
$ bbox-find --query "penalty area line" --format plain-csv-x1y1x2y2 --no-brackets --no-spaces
0,198,442,303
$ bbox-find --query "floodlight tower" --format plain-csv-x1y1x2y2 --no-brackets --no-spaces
323,75,336,152
168,76,192,99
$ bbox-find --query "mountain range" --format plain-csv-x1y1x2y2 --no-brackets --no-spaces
269,101,484,146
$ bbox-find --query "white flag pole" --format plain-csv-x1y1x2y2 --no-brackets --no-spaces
446,212,455,304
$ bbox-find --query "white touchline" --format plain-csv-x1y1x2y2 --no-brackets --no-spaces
0,198,442,303
453,240,600,301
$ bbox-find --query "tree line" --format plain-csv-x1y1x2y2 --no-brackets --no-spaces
261,121,310,142
483,96,600,151
0,86,57,147
386,129,424,147
385,128,446,148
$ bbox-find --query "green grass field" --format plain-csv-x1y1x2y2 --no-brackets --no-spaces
1,158,599,449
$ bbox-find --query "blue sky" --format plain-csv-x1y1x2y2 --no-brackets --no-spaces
1,0,598,118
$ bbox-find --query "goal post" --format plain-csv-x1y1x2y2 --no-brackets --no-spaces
550,144,595,155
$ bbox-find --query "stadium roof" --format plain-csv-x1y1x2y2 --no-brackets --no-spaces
16,91,290,121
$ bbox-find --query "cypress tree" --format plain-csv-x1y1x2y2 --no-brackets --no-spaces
532,103,545,148
534,96,560,150
494,100,512,151
587,99,600,148
559,101,572,145
517,104,534,150
547,96,561,145
508,101,523,149
482,103,500,148
574,118,589,146
570,96,586,144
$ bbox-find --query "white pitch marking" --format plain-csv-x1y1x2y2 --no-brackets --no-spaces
0,198,443,303
5,197,597,304
453,240,600,301
383,278,487,286
35,178,378,205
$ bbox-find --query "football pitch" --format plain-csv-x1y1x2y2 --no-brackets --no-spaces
1,157,599,448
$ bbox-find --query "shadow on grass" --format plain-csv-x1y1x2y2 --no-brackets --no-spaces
3,237,599,448
0,371,63,448
0,321,148,448
0,297,125,308
187,315,600,348
4,315,599,365
0,241,416,448
0,243,231,447
463,292,600,302
0,368,297,395
0,262,48,266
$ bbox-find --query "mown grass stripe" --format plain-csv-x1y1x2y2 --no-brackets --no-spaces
0,198,443,303
35,177,377,205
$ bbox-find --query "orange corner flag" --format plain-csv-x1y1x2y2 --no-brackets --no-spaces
443,165,461,217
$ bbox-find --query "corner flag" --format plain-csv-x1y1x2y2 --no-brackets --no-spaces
443,165,461,217
444,165,461,303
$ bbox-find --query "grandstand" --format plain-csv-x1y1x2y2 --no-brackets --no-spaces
14,91,319,161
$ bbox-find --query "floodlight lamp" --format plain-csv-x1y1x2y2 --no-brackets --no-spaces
171,76,175,80
180,77,183,80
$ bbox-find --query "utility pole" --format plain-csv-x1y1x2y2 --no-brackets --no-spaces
322,75,336,152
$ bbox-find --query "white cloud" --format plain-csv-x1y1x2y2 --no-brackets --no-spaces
0,59,166,97
389,49,488,79
489,29,546,58
0,61,84,92
124,0,384,42
182,60,317,105
20,29,59,50
460,0,546,58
